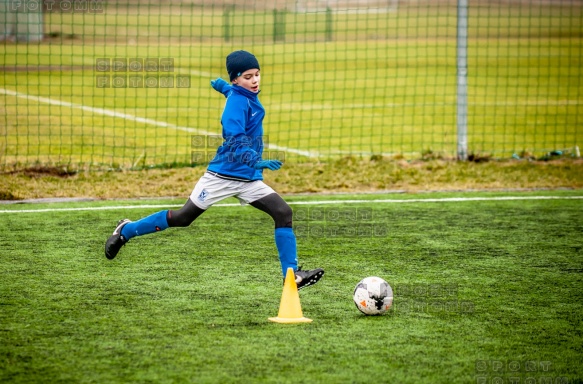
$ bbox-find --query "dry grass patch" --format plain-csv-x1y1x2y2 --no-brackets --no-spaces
1,158,582,200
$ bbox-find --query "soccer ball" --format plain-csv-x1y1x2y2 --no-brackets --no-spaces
353,276,393,315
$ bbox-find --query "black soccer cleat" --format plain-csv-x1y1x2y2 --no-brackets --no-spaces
294,267,325,290
104,219,131,260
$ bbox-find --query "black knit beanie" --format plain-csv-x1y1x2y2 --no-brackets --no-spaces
226,50,260,81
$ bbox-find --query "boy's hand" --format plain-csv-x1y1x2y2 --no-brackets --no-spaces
253,160,283,171
210,78,232,97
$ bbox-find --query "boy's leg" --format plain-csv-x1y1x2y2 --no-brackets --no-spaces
250,193,295,274
122,199,206,238
167,199,206,227
250,193,324,289
104,199,205,260
105,172,234,260
121,210,169,240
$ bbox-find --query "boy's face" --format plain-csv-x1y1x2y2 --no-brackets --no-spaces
233,68,260,93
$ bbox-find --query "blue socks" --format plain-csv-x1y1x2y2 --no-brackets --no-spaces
120,212,297,278
274,227,298,277
121,210,169,241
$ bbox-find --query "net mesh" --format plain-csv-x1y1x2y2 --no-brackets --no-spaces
1,0,581,169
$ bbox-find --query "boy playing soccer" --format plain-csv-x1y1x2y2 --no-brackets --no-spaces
104,50,324,290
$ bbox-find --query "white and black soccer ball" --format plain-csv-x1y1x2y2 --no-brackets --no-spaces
353,276,393,315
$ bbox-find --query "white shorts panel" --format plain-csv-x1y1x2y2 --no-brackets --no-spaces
189,172,276,210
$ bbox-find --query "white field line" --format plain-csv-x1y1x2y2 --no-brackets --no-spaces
4,86,577,157
2,87,578,158
0,88,318,158
1,195,581,214
188,69,216,78
1,88,212,135
173,67,217,78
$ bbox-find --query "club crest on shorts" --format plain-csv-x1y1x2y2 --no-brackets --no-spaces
198,189,209,202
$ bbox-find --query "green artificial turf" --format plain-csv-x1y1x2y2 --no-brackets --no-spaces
0,191,581,383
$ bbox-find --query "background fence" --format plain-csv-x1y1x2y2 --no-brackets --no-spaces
1,0,581,169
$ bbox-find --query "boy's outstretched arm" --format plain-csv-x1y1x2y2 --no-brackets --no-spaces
252,159,283,171
210,78,232,98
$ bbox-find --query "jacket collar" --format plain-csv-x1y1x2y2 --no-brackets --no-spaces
232,84,260,100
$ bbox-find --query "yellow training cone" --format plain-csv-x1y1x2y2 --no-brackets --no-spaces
269,268,312,323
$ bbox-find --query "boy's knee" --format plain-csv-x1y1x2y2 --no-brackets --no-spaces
167,209,198,227
167,211,194,227
166,199,205,228
274,204,293,228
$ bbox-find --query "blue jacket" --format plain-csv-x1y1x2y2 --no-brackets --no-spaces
207,85,265,180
